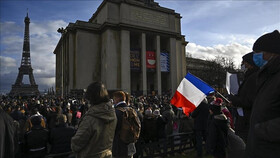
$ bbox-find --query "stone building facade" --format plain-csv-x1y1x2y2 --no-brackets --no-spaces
53,0,188,97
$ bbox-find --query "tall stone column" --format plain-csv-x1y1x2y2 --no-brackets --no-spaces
121,30,131,93
61,37,65,98
101,29,119,90
176,40,182,84
141,33,147,95
181,38,187,79
170,37,177,95
156,35,162,95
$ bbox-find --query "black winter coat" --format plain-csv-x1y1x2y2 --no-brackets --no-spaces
0,109,17,158
24,125,48,158
156,116,167,140
246,56,280,158
229,68,258,142
49,124,75,154
192,102,209,131
206,114,228,158
142,116,158,142
227,128,246,158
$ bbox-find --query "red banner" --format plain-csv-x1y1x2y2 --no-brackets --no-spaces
146,51,156,69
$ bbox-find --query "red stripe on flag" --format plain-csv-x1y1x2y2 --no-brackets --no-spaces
170,91,196,116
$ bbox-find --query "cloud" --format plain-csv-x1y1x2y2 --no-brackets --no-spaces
0,56,17,75
36,77,55,88
186,42,252,68
162,1,280,46
30,20,67,36
0,20,67,93
0,21,22,36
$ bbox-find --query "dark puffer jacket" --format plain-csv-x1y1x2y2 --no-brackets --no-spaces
246,56,280,158
71,102,117,158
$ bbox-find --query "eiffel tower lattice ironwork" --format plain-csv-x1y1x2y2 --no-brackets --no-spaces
10,13,39,96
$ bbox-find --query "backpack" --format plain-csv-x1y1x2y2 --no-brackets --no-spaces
117,107,141,144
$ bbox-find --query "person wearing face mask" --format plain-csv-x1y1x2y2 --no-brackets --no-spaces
228,52,259,144
246,30,280,158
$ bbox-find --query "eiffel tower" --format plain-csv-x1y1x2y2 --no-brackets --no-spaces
10,12,39,96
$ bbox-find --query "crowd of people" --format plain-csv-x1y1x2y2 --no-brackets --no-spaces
0,85,183,158
0,30,279,158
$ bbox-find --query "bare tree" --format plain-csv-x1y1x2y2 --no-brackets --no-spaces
186,55,238,93
186,52,192,58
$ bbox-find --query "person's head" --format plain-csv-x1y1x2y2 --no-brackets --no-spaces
242,52,258,70
15,105,20,111
125,92,131,105
56,114,67,125
153,109,161,117
252,30,280,67
54,106,62,114
208,96,216,104
138,102,144,113
31,108,39,115
145,108,152,116
214,98,223,106
31,116,42,126
85,82,109,105
113,91,126,104
209,104,222,115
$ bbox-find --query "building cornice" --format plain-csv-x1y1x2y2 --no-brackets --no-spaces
89,0,181,22
68,20,185,40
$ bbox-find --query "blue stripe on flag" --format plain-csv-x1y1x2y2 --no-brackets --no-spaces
185,73,214,95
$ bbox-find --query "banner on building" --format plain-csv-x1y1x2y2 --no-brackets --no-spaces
130,50,141,71
160,52,169,72
146,51,156,69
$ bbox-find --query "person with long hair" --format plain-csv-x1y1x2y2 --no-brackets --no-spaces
71,82,117,158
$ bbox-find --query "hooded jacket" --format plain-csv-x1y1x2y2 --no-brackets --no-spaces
71,102,117,158
246,56,280,158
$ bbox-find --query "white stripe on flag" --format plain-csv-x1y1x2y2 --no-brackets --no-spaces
177,78,207,107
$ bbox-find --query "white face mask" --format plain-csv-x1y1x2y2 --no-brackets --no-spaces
241,64,248,72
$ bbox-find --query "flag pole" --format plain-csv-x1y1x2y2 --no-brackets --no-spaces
215,90,230,103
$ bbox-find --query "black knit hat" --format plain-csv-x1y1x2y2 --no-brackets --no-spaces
242,52,256,67
253,30,280,54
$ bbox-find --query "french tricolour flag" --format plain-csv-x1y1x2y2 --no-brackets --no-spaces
170,73,214,115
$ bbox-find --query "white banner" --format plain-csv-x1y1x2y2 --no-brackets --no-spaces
226,72,239,95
